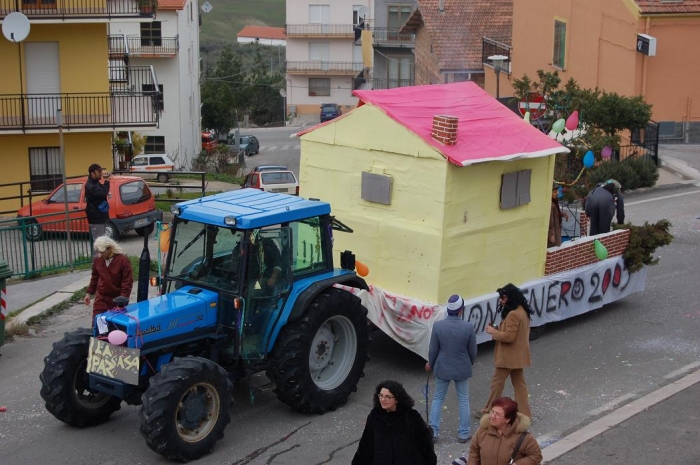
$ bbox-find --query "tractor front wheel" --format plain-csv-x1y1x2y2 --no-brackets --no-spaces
39,328,122,426
139,356,233,462
268,287,369,414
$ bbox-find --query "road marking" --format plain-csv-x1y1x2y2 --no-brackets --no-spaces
541,368,700,463
282,144,290,150
626,189,700,206
664,361,700,379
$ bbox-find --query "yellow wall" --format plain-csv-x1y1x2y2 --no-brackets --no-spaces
0,23,109,95
301,104,555,303
0,133,112,214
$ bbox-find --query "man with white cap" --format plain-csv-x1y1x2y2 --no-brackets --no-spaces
425,294,477,443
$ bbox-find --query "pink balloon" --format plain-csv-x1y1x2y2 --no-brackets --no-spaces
601,145,613,159
565,110,579,131
108,330,128,345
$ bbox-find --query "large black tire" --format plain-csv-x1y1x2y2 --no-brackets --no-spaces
267,288,369,414
139,356,233,462
40,328,122,426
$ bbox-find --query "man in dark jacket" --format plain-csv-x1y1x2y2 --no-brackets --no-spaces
425,294,477,443
85,163,111,241
584,179,624,235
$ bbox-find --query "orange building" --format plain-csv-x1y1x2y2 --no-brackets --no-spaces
483,0,700,143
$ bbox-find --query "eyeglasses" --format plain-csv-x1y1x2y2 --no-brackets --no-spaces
490,410,505,418
377,394,395,400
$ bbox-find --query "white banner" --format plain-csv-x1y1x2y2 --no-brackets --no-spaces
338,256,647,360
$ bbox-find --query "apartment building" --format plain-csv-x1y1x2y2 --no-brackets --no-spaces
367,0,416,90
0,1,161,213
109,0,201,170
285,0,369,116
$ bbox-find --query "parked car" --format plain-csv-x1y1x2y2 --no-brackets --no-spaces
238,135,260,156
241,170,299,195
17,175,163,241
202,131,218,152
129,154,175,183
250,165,288,172
320,103,342,123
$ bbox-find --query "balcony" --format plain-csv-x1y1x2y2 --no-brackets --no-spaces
0,66,160,132
370,28,415,48
371,78,414,90
286,61,364,75
109,34,179,58
482,37,512,74
285,23,354,38
0,0,157,22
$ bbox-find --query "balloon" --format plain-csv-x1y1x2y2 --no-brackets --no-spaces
523,111,531,123
565,110,579,131
108,330,128,346
552,118,566,134
583,150,595,168
159,225,171,254
601,145,613,159
594,239,608,260
355,260,369,277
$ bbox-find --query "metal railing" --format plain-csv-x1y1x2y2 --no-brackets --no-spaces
371,78,414,90
0,0,157,20
0,215,93,279
285,24,354,36
371,28,415,47
482,37,512,74
286,61,364,74
109,34,179,57
614,145,656,163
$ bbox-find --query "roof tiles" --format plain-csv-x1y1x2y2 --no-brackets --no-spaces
158,0,186,10
635,0,700,14
237,26,286,40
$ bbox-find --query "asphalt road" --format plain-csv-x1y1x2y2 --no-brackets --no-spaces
1,185,699,464
240,126,302,177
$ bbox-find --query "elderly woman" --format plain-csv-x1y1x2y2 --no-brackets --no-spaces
352,380,437,465
466,397,541,465
84,236,133,318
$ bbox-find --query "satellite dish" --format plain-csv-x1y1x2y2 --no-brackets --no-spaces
2,12,30,43
279,88,287,98
357,6,370,22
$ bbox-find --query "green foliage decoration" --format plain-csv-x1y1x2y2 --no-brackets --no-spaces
614,220,673,273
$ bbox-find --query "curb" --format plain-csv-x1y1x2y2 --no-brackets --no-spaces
659,157,700,182
13,275,92,325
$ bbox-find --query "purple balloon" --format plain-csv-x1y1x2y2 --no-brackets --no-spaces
601,146,613,159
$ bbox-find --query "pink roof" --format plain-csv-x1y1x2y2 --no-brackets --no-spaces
300,82,569,166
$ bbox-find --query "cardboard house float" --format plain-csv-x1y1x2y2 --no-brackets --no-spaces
298,82,646,358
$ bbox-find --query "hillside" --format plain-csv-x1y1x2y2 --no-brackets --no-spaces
199,0,285,46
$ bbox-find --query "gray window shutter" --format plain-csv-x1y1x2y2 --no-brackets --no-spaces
361,171,392,205
500,172,518,209
516,169,532,206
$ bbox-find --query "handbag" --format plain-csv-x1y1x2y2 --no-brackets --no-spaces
508,432,529,464
97,200,109,213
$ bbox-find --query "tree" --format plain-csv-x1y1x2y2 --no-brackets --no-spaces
239,48,284,126
201,46,245,138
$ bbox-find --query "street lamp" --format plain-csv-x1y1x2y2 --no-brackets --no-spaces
488,54,509,100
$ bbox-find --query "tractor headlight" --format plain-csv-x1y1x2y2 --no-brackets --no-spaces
224,216,237,226
170,205,181,215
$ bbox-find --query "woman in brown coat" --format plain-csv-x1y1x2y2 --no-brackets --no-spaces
548,183,568,247
84,236,133,318
478,284,533,419
467,397,541,465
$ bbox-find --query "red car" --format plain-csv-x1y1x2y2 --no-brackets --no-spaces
17,175,163,241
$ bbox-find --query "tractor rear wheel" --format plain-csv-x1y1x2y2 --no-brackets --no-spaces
139,356,233,462
40,328,122,426
268,288,369,414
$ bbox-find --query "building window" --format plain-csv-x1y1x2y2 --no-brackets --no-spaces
29,147,62,192
309,4,330,23
142,84,164,111
309,42,330,61
387,56,412,88
387,5,412,30
500,169,532,209
145,136,166,153
553,20,566,69
309,78,330,97
140,21,162,47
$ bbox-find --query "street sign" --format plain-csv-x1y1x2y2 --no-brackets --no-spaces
518,94,546,120
636,33,657,56
201,1,213,14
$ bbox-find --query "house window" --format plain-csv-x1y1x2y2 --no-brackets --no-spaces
309,4,330,23
500,169,532,209
28,147,62,192
143,84,164,111
553,20,567,69
140,21,162,47
387,5,412,29
308,78,330,96
387,56,412,88
309,42,330,61
145,136,166,153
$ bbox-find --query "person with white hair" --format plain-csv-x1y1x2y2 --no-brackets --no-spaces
84,236,133,318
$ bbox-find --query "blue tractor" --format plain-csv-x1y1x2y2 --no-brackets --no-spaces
40,189,369,462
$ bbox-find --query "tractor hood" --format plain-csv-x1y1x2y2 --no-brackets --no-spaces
101,286,220,348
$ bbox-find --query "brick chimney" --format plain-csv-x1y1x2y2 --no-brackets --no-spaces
431,115,458,145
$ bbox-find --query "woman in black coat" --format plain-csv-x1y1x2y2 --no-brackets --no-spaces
352,380,437,465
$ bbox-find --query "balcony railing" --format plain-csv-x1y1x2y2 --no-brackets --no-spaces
0,0,157,20
370,28,415,48
482,37,512,74
285,23,354,37
286,61,364,75
371,78,414,90
109,34,179,57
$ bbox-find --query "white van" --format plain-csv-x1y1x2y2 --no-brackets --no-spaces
129,154,175,183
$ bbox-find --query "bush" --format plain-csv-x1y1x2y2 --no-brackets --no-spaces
624,157,659,187
587,156,658,190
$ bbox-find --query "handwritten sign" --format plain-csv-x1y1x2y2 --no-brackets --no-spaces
86,338,140,385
